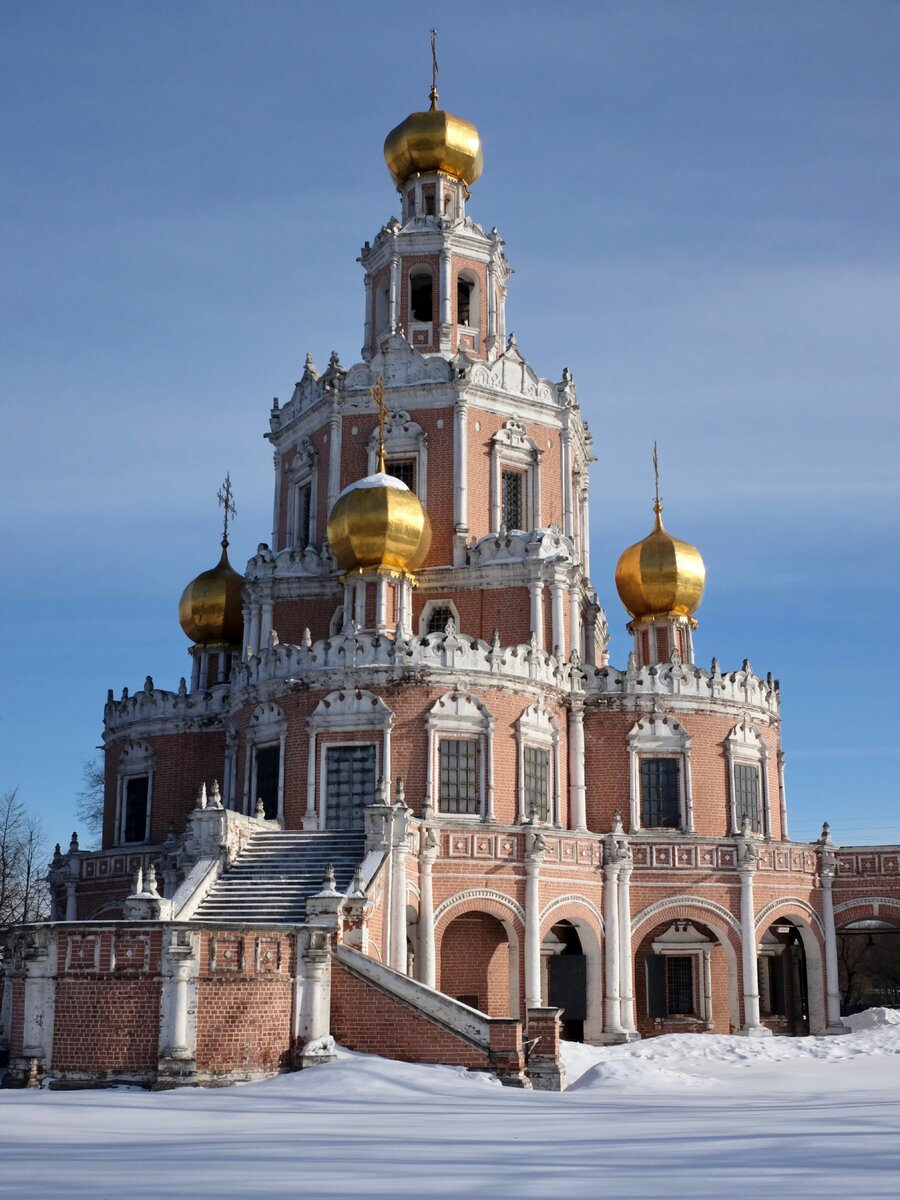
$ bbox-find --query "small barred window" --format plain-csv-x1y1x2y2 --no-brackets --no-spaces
523,745,550,821
735,762,761,832
426,605,454,634
501,469,524,530
439,739,479,815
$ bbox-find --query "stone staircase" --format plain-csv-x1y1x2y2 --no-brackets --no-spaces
192,830,367,924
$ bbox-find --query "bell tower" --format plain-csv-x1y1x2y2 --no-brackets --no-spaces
359,39,511,363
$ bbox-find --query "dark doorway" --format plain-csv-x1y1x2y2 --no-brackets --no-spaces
547,921,587,1042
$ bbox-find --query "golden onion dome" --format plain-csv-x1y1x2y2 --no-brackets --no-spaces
178,541,244,646
615,503,706,622
327,472,432,575
384,95,483,190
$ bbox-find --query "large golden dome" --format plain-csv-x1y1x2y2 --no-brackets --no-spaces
384,96,483,189
615,503,706,622
327,473,432,575
179,542,244,646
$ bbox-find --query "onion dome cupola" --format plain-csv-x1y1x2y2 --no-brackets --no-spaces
178,475,244,689
614,451,705,667
383,31,483,191
326,380,431,638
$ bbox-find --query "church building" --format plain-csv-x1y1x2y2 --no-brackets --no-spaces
3,77,898,1091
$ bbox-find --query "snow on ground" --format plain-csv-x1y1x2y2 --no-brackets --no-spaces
2,1013,900,1199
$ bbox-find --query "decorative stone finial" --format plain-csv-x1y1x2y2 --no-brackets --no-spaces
819,821,833,846
132,866,144,895
611,810,624,836
210,780,223,809
146,864,160,897
197,783,208,810
69,831,79,854
395,777,407,808
255,797,266,820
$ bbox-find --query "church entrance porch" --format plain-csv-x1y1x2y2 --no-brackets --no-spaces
543,921,587,1041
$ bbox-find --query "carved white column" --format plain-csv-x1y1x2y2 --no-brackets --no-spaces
303,731,318,830
453,400,468,551
603,855,624,1038
21,931,56,1072
389,806,409,974
260,598,274,647
296,930,332,1048
524,839,544,1009
560,425,573,539
362,273,374,359
248,604,261,655
737,851,767,1035
483,718,496,822
702,946,714,1029
618,854,636,1035
569,584,581,661
64,881,77,922
778,751,789,839
487,258,497,349
440,249,452,328
388,253,400,332
550,580,567,658
529,581,545,649
158,930,198,1069
567,703,587,832
580,485,591,578
418,833,438,989
683,748,695,834
820,853,844,1031
327,405,342,513
271,450,282,549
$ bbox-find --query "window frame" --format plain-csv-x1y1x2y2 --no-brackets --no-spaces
320,739,380,831
243,702,287,821
366,409,428,507
306,689,394,831
516,700,561,825
284,436,318,551
437,737,481,816
115,740,154,846
627,714,694,833
726,718,771,837
426,691,495,822
419,598,461,637
490,417,542,534
649,921,714,1025
639,757,682,830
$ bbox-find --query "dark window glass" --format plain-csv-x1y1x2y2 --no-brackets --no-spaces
123,776,149,843
501,469,524,530
297,484,312,547
410,273,433,321
647,955,667,1018
325,744,376,831
524,745,550,821
666,956,695,1015
640,758,680,828
735,762,761,832
457,277,472,326
427,605,454,634
386,459,415,490
255,744,280,820
439,739,479,815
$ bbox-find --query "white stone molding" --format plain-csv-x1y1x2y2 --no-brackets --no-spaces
433,888,525,927
305,689,394,830
284,436,318,551
433,888,523,1016
567,702,587,832
586,658,780,719
539,894,604,932
469,338,558,407
366,409,428,505
104,681,231,738
426,691,495,821
516,700,561,825
832,896,900,919
754,896,825,936
725,716,771,836
467,526,575,567
242,702,287,820
631,895,743,941
419,598,461,637
626,714,694,833
490,416,542,532
115,740,155,846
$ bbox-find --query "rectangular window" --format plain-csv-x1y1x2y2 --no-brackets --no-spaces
501,469,524,530
735,762,761,832
386,459,415,490
439,739,479,815
255,744,280,820
523,745,550,821
666,956,695,1015
426,605,454,634
325,744,376,831
123,776,149,843
640,758,680,828
296,484,312,548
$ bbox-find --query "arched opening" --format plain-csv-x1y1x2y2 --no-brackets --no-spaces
543,920,586,1042
409,268,433,324
837,918,900,1015
457,270,479,329
634,915,739,1036
758,919,809,1034
439,911,512,1016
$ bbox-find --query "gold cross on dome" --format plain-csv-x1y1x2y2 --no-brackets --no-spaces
217,472,237,548
430,27,439,109
370,376,388,472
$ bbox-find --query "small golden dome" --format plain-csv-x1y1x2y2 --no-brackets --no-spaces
615,503,706,622
384,97,483,190
179,541,244,646
327,473,432,575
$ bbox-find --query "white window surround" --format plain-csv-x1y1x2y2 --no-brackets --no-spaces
726,717,771,837
426,691,495,821
627,713,694,833
284,436,318,550
304,689,394,830
243,702,287,820
419,598,461,637
490,416,542,532
650,921,714,1027
516,700,561,825
115,740,154,845
366,410,428,506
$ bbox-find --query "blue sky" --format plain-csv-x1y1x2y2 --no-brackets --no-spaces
2,1,898,846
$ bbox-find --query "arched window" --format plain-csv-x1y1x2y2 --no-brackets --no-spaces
457,270,479,339
409,268,433,324
116,741,154,845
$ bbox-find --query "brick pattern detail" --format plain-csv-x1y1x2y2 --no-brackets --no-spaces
439,912,510,1015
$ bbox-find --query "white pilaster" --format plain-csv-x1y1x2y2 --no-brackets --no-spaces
418,836,438,989
550,580,567,658
529,581,545,649
567,703,587,832
618,858,636,1035
737,851,768,1035
820,863,845,1032
603,858,625,1037
524,842,544,1009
